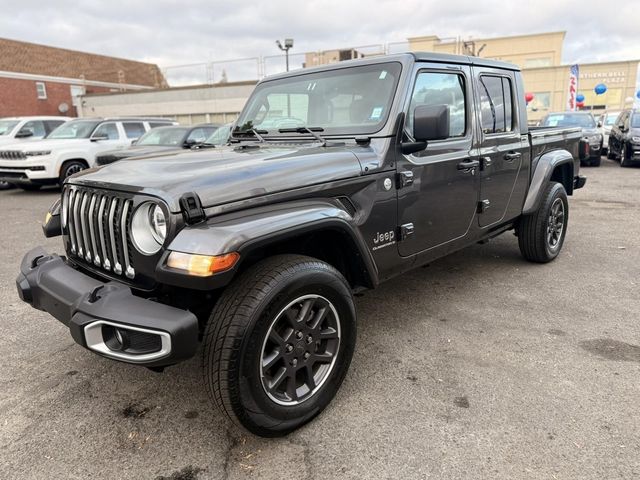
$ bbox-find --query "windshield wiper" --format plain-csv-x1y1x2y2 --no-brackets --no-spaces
278,127,327,147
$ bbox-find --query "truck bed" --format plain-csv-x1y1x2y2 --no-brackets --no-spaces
529,126,583,169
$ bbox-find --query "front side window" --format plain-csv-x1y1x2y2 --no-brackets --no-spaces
631,113,640,128
36,82,47,99
479,75,514,134
234,62,402,136
604,113,620,126
47,120,100,139
407,71,466,138
22,121,46,137
93,123,119,140
205,124,232,145
122,122,146,139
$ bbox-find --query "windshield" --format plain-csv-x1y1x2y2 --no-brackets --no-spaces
604,113,620,126
205,124,231,145
541,113,596,128
632,113,640,128
137,127,189,146
0,120,19,136
234,62,402,137
47,120,100,139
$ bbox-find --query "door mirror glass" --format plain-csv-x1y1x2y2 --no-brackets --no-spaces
413,104,450,141
90,135,110,142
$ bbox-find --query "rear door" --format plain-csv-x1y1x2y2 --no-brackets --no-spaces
396,63,479,257
473,68,526,227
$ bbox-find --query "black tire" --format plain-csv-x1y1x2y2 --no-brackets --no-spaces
17,184,42,191
59,160,87,183
620,145,630,167
518,182,569,263
0,181,14,190
591,155,601,167
607,149,616,160
203,254,356,437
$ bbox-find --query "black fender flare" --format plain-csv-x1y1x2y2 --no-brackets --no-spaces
159,199,378,290
522,149,574,215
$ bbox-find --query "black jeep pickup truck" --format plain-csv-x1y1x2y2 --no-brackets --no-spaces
17,53,586,437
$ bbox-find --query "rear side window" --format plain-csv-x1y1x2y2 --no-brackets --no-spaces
123,122,146,139
479,75,514,134
407,71,467,137
44,120,66,134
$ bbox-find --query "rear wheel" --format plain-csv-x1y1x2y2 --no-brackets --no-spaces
203,254,356,437
591,155,601,167
518,182,568,263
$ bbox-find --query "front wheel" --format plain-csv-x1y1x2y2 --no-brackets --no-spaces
518,182,569,263
620,145,631,167
203,254,356,437
59,160,87,183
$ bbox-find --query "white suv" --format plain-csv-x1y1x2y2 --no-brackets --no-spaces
0,116,70,146
0,117,175,190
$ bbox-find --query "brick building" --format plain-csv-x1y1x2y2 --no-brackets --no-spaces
0,38,167,118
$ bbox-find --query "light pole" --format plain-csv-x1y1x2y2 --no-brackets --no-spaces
276,38,294,71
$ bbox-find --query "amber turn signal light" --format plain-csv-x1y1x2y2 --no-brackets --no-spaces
166,251,240,277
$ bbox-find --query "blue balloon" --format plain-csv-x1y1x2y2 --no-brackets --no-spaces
594,83,607,95
636,90,640,100
576,93,585,103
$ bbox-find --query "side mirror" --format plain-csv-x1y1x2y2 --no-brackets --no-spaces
183,139,197,148
15,129,34,138
597,121,602,128
90,135,110,142
401,104,450,155
414,104,450,141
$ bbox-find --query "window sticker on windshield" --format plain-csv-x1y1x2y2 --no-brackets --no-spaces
370,107,383,120
379,71,387,80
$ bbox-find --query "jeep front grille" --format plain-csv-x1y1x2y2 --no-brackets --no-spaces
0,150,26,160
61,186,135,279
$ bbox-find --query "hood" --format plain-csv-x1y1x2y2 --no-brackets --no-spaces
0,138,88,152
72,143,363,212
97,145,184,164
581,127,599,136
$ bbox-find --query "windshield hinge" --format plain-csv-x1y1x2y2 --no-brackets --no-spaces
179,192,206,225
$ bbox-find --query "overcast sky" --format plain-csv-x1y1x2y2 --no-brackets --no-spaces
1,0,639,80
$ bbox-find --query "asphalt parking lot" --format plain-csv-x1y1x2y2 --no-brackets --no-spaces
1,158,639,480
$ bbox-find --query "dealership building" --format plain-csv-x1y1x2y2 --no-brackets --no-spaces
79,31,640,124
0,38,167,118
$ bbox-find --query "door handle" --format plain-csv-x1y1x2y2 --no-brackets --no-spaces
457,160,480,172
504,151,522,162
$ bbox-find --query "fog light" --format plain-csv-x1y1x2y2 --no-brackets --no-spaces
166,251,240,277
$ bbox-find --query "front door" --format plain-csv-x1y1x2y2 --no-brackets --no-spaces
397,64,479,257
473,68,526,227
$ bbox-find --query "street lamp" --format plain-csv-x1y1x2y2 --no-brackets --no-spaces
276,38,294,72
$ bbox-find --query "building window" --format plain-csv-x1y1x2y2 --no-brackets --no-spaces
35,82,47,99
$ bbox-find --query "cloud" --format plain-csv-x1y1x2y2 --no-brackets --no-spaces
0,0,638,83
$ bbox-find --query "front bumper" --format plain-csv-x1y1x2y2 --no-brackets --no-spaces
16,247,199,367
0,161,57,185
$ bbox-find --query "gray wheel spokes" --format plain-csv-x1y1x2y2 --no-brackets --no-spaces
260,294,341,406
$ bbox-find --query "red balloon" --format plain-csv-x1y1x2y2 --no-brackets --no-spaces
576,101,585,108
525,92,535,103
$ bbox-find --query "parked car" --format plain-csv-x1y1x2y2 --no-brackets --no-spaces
0,116,70,190
96,124,220,166
607,108,640,167
19,53,586,437
0,117,175,190
596,110,621,153
539,111,602,166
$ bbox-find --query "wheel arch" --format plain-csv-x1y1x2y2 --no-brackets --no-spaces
58,158,90,176
162,200,379,291
523,149,574,215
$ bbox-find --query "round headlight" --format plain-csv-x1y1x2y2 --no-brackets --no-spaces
131,202,167,255
150,204,166,244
